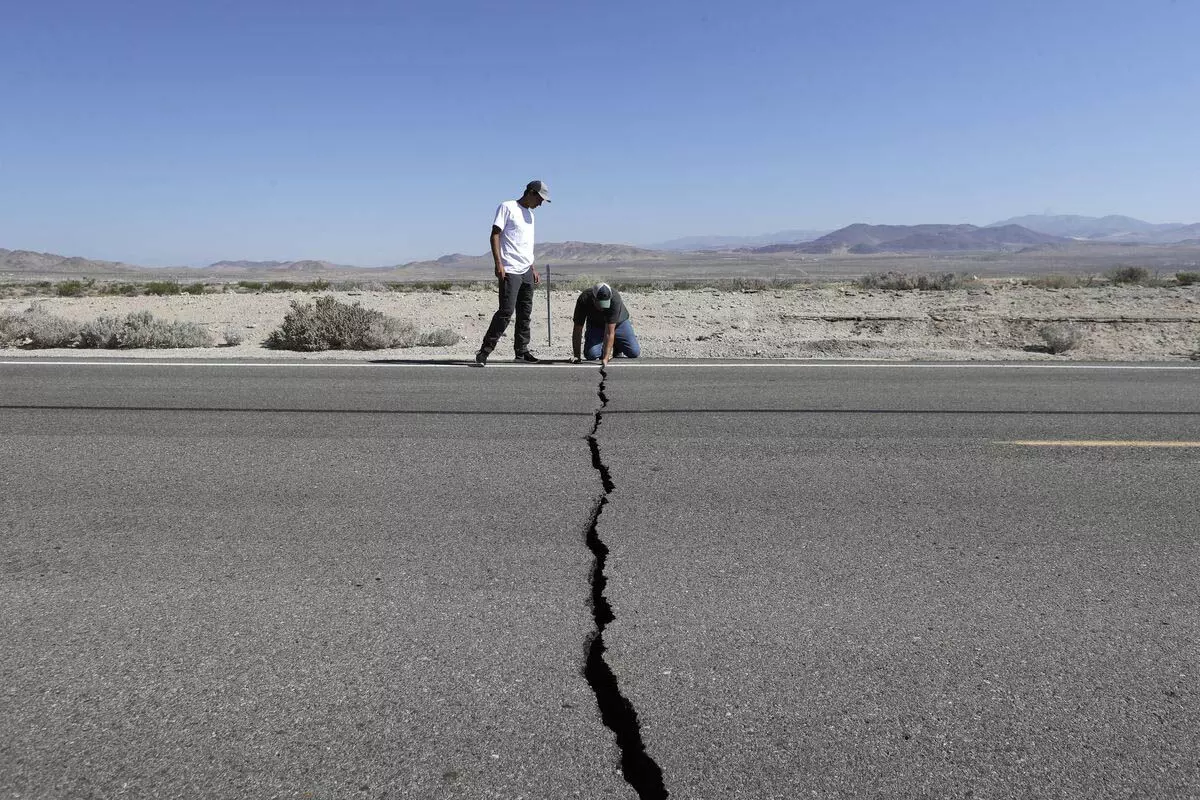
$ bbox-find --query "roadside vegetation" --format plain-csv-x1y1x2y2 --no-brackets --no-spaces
855,272,977,291
3,266,1199,301
1036,323,1085,354
0,304,213,349
265,296,462,351
1020,274,1102,289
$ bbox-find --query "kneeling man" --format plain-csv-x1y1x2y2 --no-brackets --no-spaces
571,282,640,366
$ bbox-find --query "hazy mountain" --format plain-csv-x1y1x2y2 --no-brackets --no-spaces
397,241,668,271
205,260,290,270
535,241,666,261
0,248,146,274
203,259,349,272
1150,222,1200,243
650,230,831,251
986,214,1189,241
762,223,1064,254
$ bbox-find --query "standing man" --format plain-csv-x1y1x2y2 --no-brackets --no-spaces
474,180,550,366
570,282,641,366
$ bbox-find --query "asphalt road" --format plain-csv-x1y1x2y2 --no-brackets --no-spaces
2,359,1199,799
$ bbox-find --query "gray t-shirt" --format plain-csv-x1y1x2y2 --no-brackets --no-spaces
573,288,630,328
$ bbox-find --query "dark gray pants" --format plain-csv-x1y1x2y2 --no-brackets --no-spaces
478,270,534,357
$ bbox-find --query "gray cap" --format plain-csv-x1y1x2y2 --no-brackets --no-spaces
525,179,551,202
593,283,612,308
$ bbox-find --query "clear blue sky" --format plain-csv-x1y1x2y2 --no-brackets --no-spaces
2,0,1198,266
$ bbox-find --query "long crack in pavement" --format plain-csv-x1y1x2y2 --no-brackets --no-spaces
583,367,669,799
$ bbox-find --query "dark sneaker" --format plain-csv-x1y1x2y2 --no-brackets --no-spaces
473,351,487,367
513,351,541,363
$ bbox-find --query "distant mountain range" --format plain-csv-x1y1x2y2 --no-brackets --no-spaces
205,259,350,273
649,230,831,251
0,242,670,276
986,214,1200,244
655,214,1200,251
414,242,668,270
752,223,1064,254
6,216,1200,277
0,248,144,274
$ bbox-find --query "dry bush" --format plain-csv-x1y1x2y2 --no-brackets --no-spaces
222,327,245,346
77,316,125,348
566,274,598,292
56,280,91,297
857,272,970,291
416,328,462,347
1176,271,1200,286
1025,274,1087,289
266,296,417,351
85,310,213,348
0,304,80,347
145,280,184,296
1106,266,1151,285
1038,323,1085,354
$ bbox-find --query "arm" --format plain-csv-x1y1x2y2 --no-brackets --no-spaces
602,323,616,366
490,226,505,279
571,323,584,362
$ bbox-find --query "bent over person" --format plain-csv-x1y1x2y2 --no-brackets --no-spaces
570,283,640,366
474,180,550,366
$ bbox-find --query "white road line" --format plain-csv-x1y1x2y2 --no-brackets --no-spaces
1001,440,1200,447
1,360,1198,371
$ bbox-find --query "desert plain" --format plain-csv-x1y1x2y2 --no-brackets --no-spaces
2,281,1199,361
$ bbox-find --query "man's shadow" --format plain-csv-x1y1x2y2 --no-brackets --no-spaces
369,358,572,365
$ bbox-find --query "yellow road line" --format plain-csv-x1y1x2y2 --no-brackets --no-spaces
1000,440,1200,447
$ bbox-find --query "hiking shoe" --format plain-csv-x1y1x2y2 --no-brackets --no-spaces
473,351,487,367
513,351,541,363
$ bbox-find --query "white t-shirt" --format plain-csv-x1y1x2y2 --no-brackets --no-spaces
492,200,535,273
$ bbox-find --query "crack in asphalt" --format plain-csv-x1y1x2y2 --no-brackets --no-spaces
583,367,669,799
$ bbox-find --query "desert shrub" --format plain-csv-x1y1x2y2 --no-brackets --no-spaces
100,282,142,296
107,310,213,348
1176,271,1200,286
55,279,91,297
237,281,264,291
77,315,125,348
0,304,80,348
261,279,332,292
416,328,463,347
388,281,456,292
183,282,207,295
145,280,183,296
567,274,598,291
1038,323,1085,354
1026,274,1085,289
222,327,245,346
857,272,969,291
265,296,417,351
1106,266,1151,285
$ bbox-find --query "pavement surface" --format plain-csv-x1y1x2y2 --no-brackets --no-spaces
2,359,1199,799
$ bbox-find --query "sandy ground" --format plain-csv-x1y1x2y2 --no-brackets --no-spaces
2,284,1199,361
